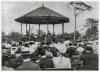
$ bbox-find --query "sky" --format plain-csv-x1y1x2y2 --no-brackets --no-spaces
1,1,99,35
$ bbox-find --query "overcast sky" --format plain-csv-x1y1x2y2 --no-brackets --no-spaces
2,1,99,35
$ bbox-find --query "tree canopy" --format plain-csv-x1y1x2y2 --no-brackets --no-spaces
68,1,93,16
8,32,21,41
83,18,98,40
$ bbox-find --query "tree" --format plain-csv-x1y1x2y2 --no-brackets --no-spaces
68,1,92,41
82,18,98,40
2,32,7,41
2,32,5,36
8,32,21,41
82,18,98,30
69,31,81,40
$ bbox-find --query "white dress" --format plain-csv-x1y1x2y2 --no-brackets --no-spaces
52,55,71,68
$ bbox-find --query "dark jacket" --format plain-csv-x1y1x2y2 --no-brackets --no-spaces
17,61,41,70
7,59,18,69
66,47,76,58
50,47,58,57
80,52,98,68
38,57,54,68
16,56,24,66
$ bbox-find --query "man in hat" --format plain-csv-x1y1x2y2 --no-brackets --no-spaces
38,47,54,68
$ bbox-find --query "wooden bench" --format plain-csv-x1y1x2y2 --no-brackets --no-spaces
41,68,75,70
41,66,98,70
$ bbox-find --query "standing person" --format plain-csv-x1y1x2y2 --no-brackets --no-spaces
52,42,71,68
47,31,52,42
17,54,41,70
38,47,54,68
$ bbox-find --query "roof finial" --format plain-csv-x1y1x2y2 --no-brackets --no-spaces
42,2,44,7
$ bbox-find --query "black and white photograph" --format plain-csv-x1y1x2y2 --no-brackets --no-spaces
1,0,99,71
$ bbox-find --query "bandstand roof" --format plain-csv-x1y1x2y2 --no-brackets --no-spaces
15,6,69,24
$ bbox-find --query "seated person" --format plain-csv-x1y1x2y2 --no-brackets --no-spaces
8,54,18,69
66,47,76,58
45,47,53,58
38,47,54,68
76,44,84,55
17,54,41,70
49,47,58,57
52,43,71,68
80,46,98,69
15,51,24,67
2,55,15,71
71,52,82,67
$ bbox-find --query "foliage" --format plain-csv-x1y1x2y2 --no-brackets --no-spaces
68,1,92,40
69,31,81,40
7,32,21,42
2,32,7,41
68,1,92,16
83,18,98,40
2,32,5,35
85,18,98,29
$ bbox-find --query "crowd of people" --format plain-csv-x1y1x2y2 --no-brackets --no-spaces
2,38,98,70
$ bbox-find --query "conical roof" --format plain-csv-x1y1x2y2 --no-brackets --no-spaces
15,6,69,24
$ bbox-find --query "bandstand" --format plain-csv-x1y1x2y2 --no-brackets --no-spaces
15,5,69,42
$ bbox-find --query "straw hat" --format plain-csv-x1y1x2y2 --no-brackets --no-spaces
54,43,67,54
